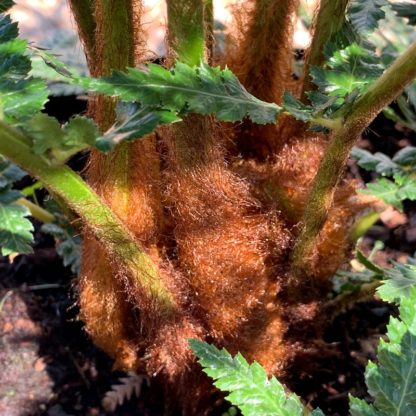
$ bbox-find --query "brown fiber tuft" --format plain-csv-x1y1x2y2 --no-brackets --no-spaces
160,116,291,373
79,235,139,370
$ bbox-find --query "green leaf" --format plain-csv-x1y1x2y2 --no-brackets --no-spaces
0,8,48,122
0,13,17,43
0,157,25,189
351,147,400,175
42,223,81,274
82,62,281,125
349,396,380,415
25,114,99,163
97,102,180,152
359,178,402,209
0,156,34,255
41,199,81,275
26,113,63,154
391,2,416,25
282,92,313,122
356,287,416,415
396,175,416,201
29,46,76,78
311,43,383,97
378,262,416,303
357,249,384,275
349,0,388,33
392,146,416,167
0,0,14,13
0,201,33,255
190,339,318,416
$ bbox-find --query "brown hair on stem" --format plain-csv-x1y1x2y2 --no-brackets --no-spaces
78,0,202,373
227,0,300,158
291,41,416,293
163,0,293,377
68,0,96,68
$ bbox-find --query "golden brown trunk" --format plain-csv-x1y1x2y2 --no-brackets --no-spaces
227,0,300,158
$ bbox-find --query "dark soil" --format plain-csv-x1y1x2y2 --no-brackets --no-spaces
1,100,416,415
0,227,167,416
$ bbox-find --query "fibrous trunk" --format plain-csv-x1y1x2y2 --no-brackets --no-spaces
74,0,379,413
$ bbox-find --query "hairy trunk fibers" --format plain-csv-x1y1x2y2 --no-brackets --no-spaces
227,0,300,158
78,1,203,377
71,0,384,413
161,116,291,365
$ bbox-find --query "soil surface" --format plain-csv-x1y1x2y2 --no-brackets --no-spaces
1,102,416,415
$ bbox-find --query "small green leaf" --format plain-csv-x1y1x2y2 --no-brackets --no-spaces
42,223,81,274
29,46,75,78
396,175,416,201
26,113,64,155
25,114,99,163
60,116,99,158
311,43,383,97
0,0,14,13
356,249,384,275
391,2,416,25
97,102,180,152
351,147,400,175
359,178,402,209
282,92,313,122
0,157,34,255
0,201,33,255
349,396,379,415
0,9,48,123
378,262,416,303
0,157,25,188
41,199,81,275
0,13,17,43
393,146,416,166
349,0,388,33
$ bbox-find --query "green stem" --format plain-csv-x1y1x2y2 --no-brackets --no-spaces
323,280,381,320
0,120,175,310
300,115,343,130
301,0,350,101
349,211,380,242
68,0,96,67
291,41,416,283
95,0,135,76
94,0,135,126
166,0,212,166
167,0,206,66
204,0,214,62
17,198,55,223
92,0,137,213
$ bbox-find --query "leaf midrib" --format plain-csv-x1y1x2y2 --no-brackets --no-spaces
100,82,279,113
